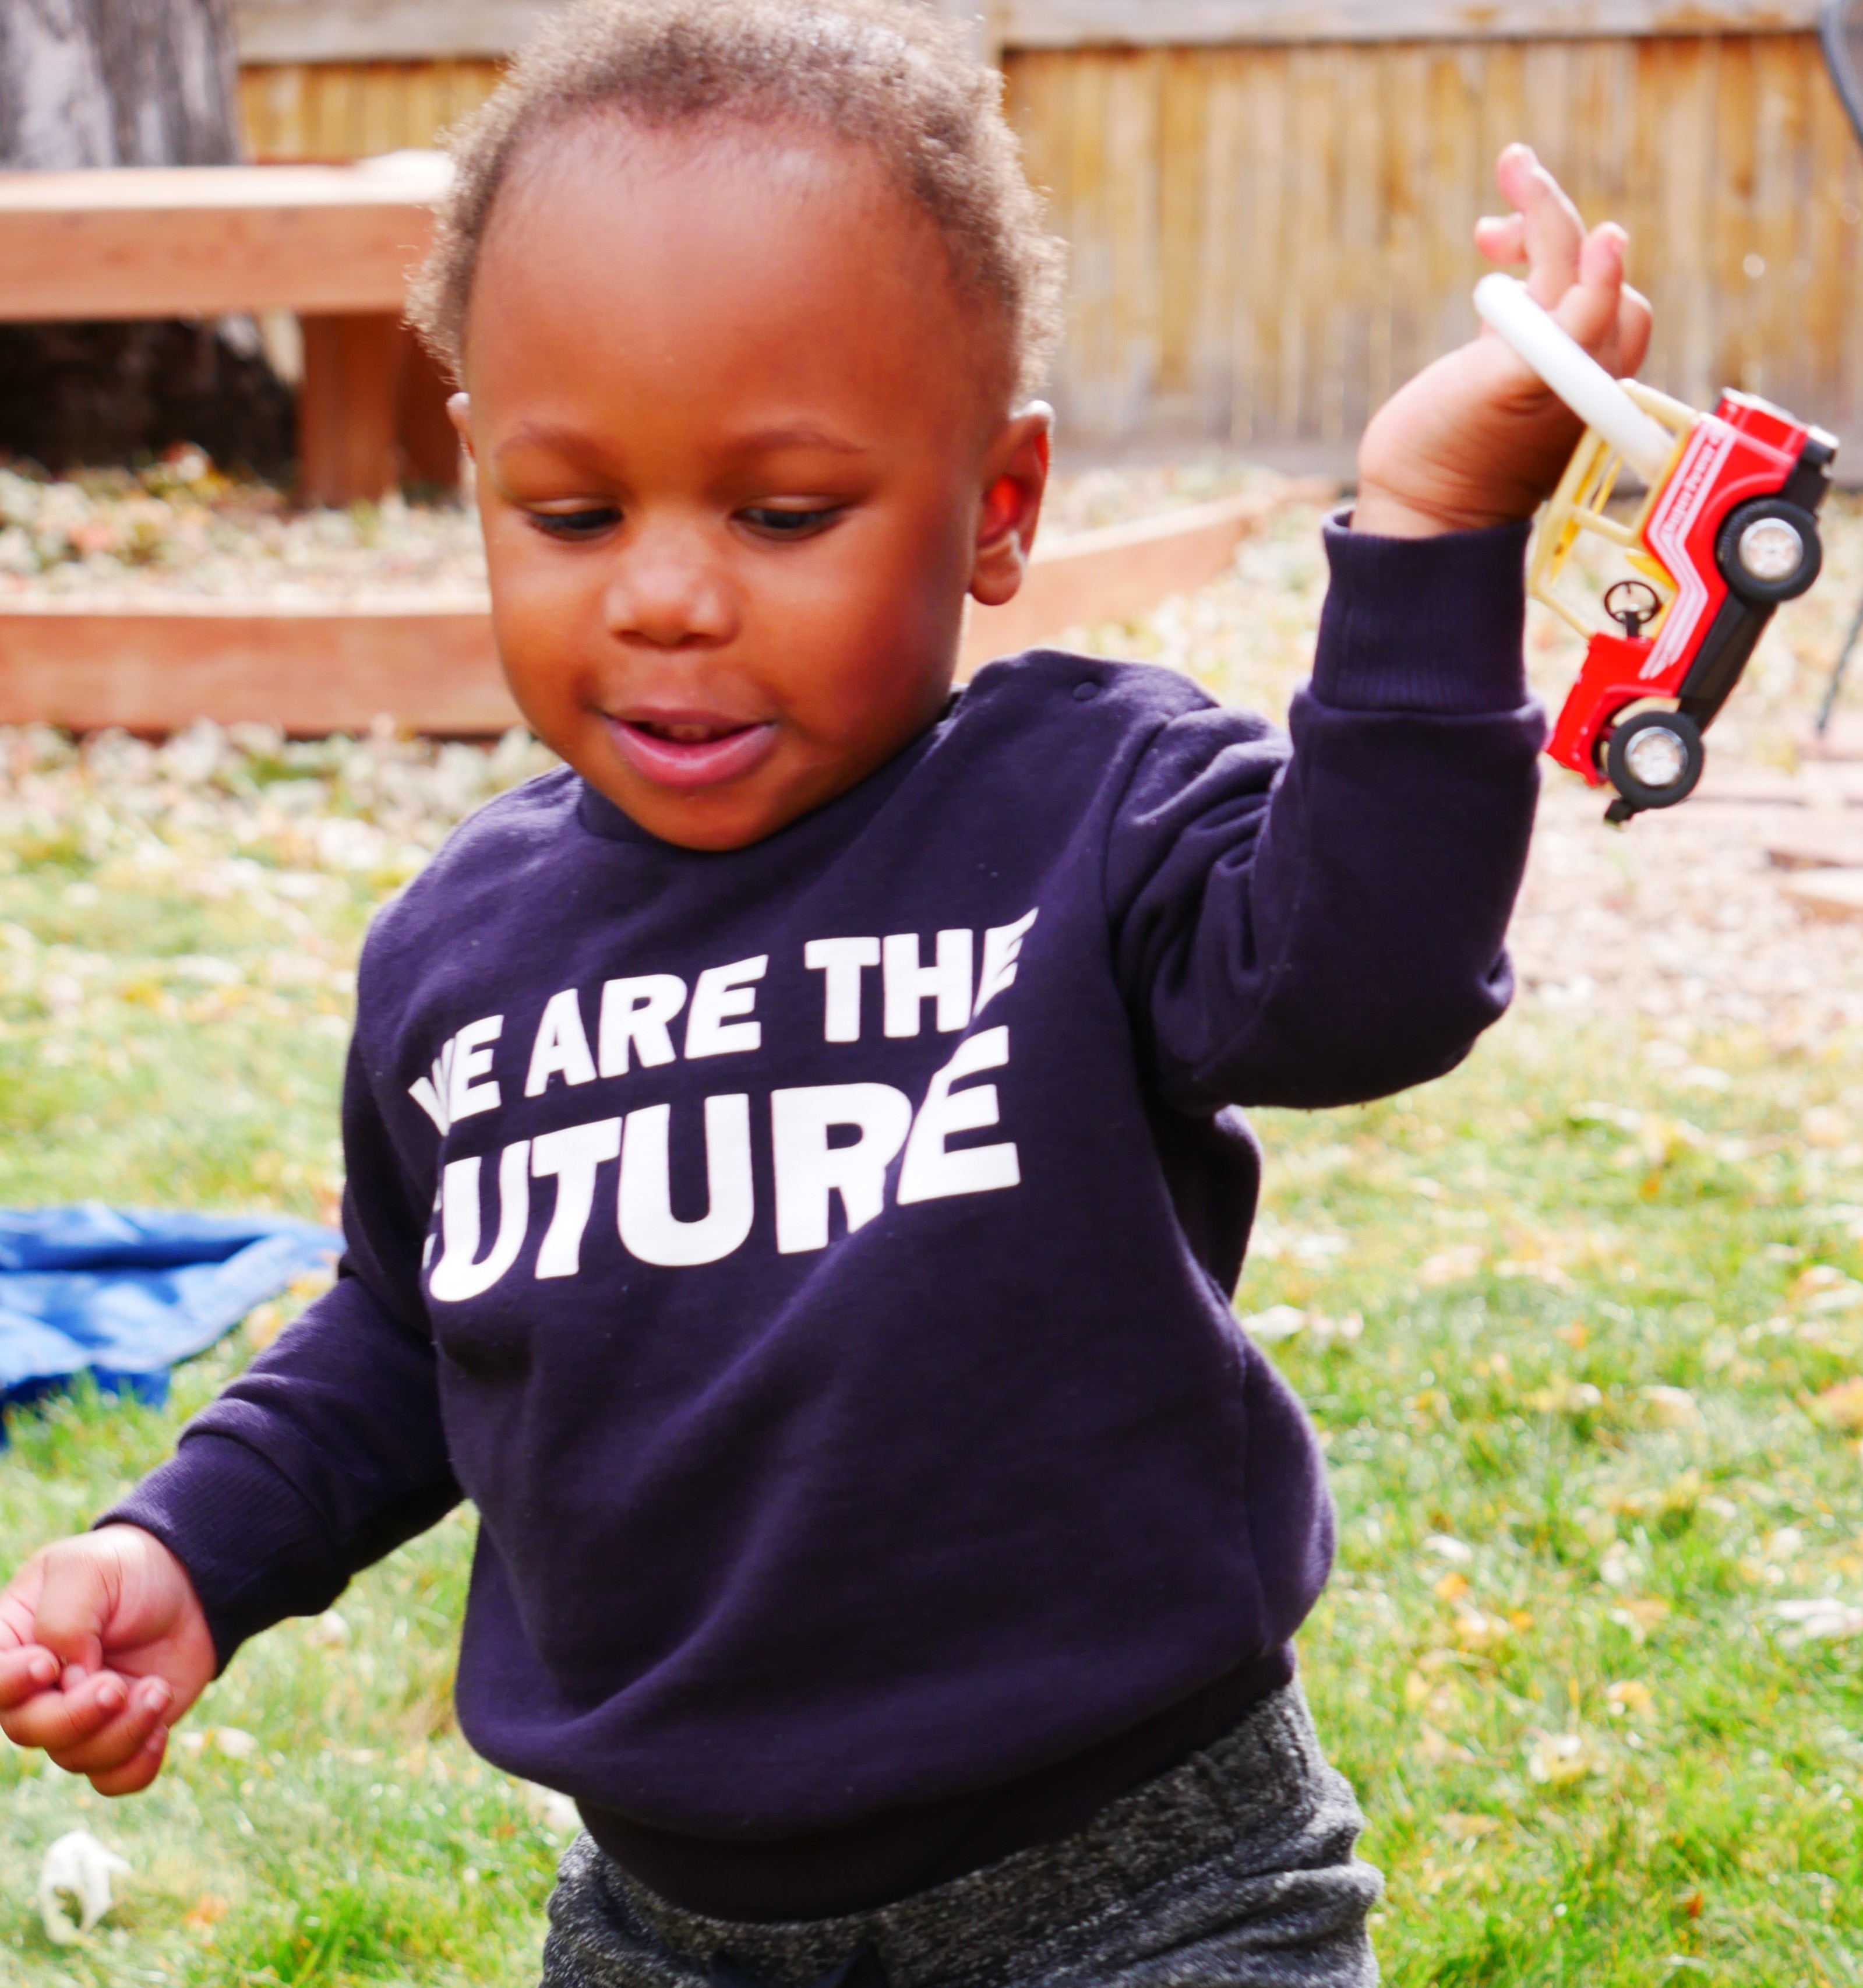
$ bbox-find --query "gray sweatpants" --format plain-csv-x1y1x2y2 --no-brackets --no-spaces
540,1682,1381,1988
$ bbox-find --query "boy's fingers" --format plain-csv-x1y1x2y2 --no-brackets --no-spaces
0,1559,50,1651
1617,281,1654,377
0,1669,133,1753
1497,143,1586,308
1474,212,1526,267
1552,223,1628,356
89,1723,168,1798
47,1679,171,1778
0,1645,59,1709
29,1544,114,1676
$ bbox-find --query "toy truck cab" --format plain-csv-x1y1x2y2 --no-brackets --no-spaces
1475,276,1836,821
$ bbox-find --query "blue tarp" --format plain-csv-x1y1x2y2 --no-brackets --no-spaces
0,1205,341,1422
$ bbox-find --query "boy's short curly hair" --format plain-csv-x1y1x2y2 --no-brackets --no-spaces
409,0,1068,406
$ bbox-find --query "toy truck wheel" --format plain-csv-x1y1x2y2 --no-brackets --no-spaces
1716,499,1822,604
1605,710,1705,810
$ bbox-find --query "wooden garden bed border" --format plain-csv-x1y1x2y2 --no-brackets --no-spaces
0,490,1282,737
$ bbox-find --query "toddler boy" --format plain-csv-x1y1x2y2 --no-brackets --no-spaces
0,2,1648,1981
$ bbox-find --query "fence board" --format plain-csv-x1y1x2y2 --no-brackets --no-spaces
240,36,1863,466
997,0,1822,45
1002,31,1863,461
239,58,502,159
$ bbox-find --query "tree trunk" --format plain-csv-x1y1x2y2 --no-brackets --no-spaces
0,0,295,477
0,0,241,168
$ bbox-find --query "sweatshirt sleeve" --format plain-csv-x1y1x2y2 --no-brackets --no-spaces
100,1030,459,1670
1106,512,1544,1114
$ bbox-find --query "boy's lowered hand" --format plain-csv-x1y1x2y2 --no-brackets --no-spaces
1355,143,1654,539
0,1527,214,1793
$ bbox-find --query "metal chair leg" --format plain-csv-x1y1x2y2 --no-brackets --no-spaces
1818,587,1863,735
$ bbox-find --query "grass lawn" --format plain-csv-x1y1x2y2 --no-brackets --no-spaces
4,727,1863,1986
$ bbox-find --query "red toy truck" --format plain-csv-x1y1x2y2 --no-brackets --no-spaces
1474,275,1836,822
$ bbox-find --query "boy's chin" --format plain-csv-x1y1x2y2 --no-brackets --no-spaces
587,760,838,852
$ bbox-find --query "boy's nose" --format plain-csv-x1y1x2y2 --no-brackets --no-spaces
601,532,738,649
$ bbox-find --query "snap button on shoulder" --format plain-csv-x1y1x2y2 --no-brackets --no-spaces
1071,681,1100,702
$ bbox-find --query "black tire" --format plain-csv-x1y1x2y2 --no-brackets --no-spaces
1716,498,1822,604
1605,709,1705,812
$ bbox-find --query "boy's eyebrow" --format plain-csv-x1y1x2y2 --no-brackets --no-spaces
492,422,619,467
491,422,873,466
726,424,873,457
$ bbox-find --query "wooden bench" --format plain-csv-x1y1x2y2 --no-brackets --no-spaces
0,154,454,505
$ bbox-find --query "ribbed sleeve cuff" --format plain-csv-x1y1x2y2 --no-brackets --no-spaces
97,1434,344,1672
1311,507,1532,715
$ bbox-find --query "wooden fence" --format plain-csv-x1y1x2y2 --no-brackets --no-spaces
239,59,502,163
232,0,1863,466
1005,29,1863,465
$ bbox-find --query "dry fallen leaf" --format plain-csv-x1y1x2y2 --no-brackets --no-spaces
1417,1723,1474,1765
1239,1305,1306,1342
1525,1730,1595,1786
1606,1678,1656,1718
1772,1597,1863,1640
1419,1244,1484,1287
1529,1378,1605,1414
1307,1310,1364,1346
1432,1570,1472,1603
1571,1101,1644,1134
1793,1263,1850,1301
1453,1607,1512,1653
1644,1385,1702,1430
242,1302,283,1351
521,1781,583,1835
1439,1812,1503,1842
1610,1597,1671,1642
1599,1541,1639,1587
1497,1257,1577,1288
183,1894,230,1931
1811,1377,1863,1432
1802,1106,1850,1148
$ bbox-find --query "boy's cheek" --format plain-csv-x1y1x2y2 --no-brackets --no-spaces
486,564,609,716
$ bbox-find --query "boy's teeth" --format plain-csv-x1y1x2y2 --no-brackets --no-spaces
640,720,734,743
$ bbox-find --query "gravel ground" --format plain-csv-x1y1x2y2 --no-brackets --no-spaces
5,454,1863,1048
0,451,486,604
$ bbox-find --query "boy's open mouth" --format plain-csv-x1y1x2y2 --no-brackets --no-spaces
606,711,779,791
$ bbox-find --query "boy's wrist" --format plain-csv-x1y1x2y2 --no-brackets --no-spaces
1312,509,1533,717
98,1434,340,1673
1351,480,1526,540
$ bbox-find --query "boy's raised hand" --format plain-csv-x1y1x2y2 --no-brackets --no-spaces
0,1528,214,1793
1355,143,1654,539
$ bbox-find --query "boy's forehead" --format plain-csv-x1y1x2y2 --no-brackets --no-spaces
467,115,1008,443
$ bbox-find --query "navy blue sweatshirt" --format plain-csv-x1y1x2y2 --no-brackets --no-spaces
111,517,1541,1919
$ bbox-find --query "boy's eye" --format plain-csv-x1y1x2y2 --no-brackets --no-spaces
528,506,621,540
740,505,841,539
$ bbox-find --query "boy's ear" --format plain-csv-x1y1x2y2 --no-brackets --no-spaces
969,404,1053,609
447,392,477,461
